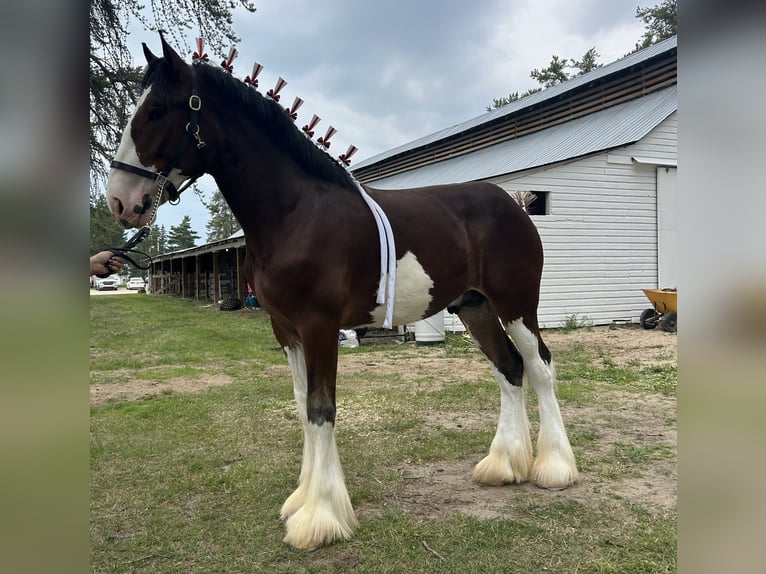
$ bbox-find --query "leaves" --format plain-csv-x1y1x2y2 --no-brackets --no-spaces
635,0,677,51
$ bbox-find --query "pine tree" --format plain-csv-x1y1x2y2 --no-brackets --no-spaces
90,194,125,254
167,216,200,251
530,55,571,88
486,88,542,112
572,48,601,76
205,189,241,242
487,0,676,111
145,225,168,257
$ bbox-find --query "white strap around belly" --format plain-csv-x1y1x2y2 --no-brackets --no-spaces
353,181,396,329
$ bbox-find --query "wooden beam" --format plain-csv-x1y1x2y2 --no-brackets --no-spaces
195,255,200,300
213,252,220,302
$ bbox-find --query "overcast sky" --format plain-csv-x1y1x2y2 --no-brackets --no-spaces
125,0,647,240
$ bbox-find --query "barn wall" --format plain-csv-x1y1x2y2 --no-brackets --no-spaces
488,113,677,328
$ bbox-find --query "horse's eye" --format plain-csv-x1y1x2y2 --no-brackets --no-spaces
147,106,167,122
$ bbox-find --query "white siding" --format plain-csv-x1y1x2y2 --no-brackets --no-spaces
488,113,677,328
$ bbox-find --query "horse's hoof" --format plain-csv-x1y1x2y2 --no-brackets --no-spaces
285,541,321,553
541,485,570,492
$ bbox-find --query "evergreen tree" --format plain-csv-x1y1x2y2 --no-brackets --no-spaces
530,54,571,88
488,48,600,111
205,189,241,242
487,0,676,111
90,194,125,254
572,47,601,75
486,88,542,112
167,216,200,251
145,225,168,257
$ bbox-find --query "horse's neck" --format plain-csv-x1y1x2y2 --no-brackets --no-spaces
200,91,361,241
206,129,331,245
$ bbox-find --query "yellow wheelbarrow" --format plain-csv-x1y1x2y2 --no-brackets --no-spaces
640,289,677,332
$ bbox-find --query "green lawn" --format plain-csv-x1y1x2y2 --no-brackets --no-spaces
91,295,676,573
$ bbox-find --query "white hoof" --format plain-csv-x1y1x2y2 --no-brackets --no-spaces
472,444,532,485
531,448,579,490
283,501,358,550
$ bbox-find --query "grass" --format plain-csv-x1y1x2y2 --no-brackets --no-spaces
91,295,676,573
559,313,593,332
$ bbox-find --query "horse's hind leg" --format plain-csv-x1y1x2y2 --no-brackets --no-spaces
451,292,533,485
506,316,579,489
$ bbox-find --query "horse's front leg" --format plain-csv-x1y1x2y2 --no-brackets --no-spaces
279,317,358,550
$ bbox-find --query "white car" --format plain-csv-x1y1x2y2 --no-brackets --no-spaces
94,276,119,291
126,277,146,290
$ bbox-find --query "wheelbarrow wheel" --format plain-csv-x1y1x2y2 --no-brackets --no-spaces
660,311,677,333
640,308,658,329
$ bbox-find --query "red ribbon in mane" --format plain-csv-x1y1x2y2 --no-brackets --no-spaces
317,126,337,149
267,77,287,101
193,38,209,61
244,62,263,88
302,114,321,138
220,47,237,72
339,145,358,166
285,97,304,121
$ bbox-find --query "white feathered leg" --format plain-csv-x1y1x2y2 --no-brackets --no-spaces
507,319,578,489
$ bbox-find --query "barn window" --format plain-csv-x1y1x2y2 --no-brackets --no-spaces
510,190,549,215
526,191,549,216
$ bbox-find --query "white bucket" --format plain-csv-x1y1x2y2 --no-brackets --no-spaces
414,311,445,345
443,308,466,333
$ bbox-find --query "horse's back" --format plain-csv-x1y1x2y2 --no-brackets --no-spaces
362,181,544,318
367,181,541,260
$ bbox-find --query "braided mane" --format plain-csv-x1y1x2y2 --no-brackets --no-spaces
141,58,358,191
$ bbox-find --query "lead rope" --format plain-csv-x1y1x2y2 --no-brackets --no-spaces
352,180,396,329
95,171,166,278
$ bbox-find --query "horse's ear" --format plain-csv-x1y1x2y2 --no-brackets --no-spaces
159,32,186,72
142,43,159,65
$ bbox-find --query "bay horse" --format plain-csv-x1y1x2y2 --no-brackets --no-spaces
105,36,578,550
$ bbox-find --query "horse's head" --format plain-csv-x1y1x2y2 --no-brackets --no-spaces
106,36,206,229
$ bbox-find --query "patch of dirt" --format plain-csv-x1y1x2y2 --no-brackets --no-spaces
340,351,489,389
386,386,676,520
402,393,677,516
544,326,677,367
90,373,234,405
387,445,675,523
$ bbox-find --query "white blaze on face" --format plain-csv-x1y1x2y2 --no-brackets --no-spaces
105,85,189,226
369,251,434,326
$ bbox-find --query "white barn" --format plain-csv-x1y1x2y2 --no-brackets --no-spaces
353,37,677,328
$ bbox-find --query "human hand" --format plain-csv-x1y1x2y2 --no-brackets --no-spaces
90,251,123,277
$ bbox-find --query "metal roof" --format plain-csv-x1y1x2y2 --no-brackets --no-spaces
153,229,245,261
354,36,677,171
365,85,676,189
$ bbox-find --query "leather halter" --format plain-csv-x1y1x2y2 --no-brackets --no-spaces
110,62,206,217
99,63,207,276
